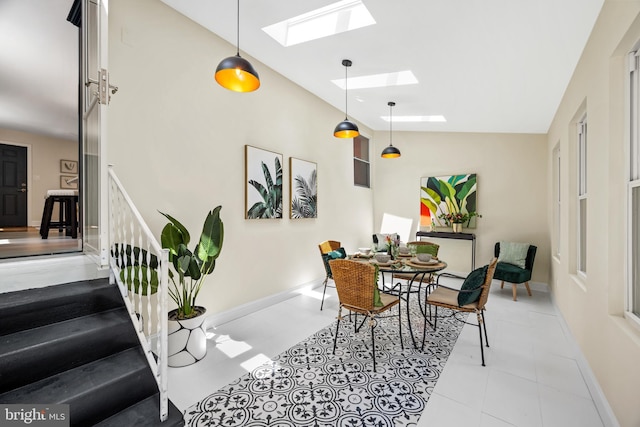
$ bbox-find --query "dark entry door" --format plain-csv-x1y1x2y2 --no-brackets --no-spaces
0,143,27,227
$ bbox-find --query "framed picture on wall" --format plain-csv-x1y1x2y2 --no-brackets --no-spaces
289,157,317,219
420,173,478,228
60,159,78,174
245,145,283,219
60,175,78,190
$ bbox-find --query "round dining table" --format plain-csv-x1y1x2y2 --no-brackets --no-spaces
349,254,448,350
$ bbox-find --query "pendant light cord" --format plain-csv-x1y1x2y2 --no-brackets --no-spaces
344,63,349,120
236,0,240,56
389,102,393,146
388,102,396,147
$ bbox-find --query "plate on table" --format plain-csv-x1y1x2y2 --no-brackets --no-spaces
354,252,373,259
406,260,441,269
410,257,439,265
370,260,395,267
398,253,412,258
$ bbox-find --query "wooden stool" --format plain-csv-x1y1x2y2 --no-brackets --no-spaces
40,190,79,239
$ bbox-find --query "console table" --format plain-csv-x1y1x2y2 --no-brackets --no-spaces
416,231,476,270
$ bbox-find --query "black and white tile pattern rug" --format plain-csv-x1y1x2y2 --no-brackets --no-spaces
185,299,464,426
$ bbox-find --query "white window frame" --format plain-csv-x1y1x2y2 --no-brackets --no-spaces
577,115,587,276
627,50,640,326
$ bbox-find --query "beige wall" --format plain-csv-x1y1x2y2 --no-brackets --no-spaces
371,131,549,278
0,127,77,226
546,1,640,426
108,0,374,314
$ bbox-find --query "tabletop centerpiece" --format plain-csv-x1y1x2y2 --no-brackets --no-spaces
385,234,401,259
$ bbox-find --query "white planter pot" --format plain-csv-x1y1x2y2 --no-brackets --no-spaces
168,307,207,367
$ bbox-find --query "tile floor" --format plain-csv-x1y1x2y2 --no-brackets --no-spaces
168,275,609,427
0,256,611,427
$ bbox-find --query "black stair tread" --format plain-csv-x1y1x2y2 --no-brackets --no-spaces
94,394,185,427
0,347,158,426
0,307,140,393
0,278,120,336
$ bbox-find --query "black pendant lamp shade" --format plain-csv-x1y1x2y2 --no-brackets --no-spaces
381,101,401,158
334,59,359,138
215,0,260,92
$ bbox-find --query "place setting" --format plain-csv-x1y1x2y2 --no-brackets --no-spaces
405,252,442,269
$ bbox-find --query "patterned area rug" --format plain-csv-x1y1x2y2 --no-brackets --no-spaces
185,298,463,427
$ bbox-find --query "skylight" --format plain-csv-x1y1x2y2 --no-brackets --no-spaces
382,115,447,123
262,0,376,47
332,70,418,90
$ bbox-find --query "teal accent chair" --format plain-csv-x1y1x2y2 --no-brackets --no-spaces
494,242,537,301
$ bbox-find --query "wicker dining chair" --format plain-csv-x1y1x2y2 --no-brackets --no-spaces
318,240,342,310
329,259,402,371
422,258,498,366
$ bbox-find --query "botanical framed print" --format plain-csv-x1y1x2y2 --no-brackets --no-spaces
60,159,78,174
420,173,478,228
289,157,317,219
245,145,283,219
60,175,78,190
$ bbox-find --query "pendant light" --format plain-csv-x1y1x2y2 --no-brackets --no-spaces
334,59,359,138
215,0,260,92
381,101,401,158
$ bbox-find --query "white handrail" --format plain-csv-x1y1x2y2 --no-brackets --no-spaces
107,166,169,422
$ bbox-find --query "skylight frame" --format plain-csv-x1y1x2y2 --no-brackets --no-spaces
332,70,419,90
262,0,376,47
381,115,447,123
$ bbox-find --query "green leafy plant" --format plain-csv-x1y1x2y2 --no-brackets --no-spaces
160,206,224,319
112,243,159,295
247,158,283,218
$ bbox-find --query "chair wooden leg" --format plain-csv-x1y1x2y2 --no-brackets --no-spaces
524,281,532,296
512,283,517,301
500,281,504,289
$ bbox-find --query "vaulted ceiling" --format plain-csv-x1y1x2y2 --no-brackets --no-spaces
0,0,604,140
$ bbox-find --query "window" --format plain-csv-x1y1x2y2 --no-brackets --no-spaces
577,116,587,275
553,144,561,258
354,135,370,187
628,50,640,320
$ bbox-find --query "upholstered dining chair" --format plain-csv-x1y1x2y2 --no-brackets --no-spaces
493,242,537,301
329,259,402,372
318,240,342,310
423,258,498,366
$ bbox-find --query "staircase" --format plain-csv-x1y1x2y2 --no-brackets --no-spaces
0,278,184,426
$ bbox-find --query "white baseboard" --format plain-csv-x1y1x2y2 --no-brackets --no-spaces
549,291,621,427
204,278,325,331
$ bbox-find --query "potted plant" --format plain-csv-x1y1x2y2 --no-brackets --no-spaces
438,211,481,233
160,206,224,367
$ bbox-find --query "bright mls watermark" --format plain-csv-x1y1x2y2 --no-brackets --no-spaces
0,405,69,426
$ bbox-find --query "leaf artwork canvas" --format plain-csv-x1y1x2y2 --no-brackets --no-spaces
420,173,478,228
245,145,283,219
289,157,317,219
